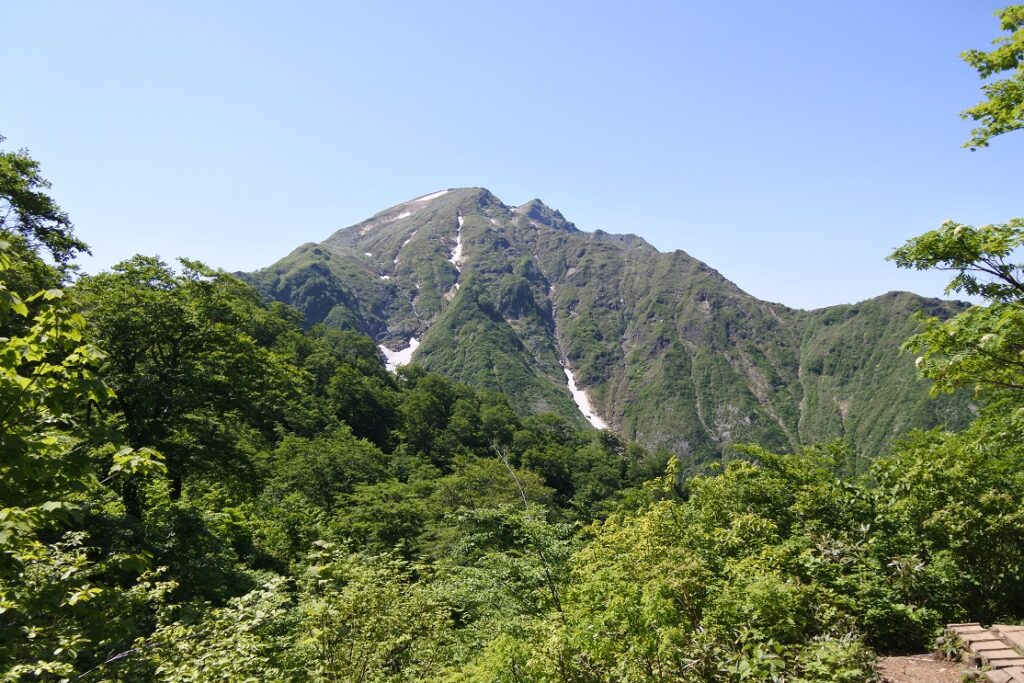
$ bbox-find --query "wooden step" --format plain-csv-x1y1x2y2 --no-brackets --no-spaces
980,649,1021,662
986,658,1024,670
993,626,1024,654
984,670,1013,683
944,622,1024,682
977,641,1015,652
963,633,1006,646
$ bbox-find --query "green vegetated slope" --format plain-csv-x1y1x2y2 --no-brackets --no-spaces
245,187,971,465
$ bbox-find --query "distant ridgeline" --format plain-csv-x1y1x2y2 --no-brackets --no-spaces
243,188,971,468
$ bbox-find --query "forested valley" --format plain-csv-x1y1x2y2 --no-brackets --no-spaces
3,6,1024,681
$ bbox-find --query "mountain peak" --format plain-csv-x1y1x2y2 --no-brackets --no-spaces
247,188,972,464
516,198,578,233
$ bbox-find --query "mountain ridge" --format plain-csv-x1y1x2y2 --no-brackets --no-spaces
244,187,971,468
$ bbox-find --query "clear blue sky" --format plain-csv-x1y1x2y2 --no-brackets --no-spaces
2,1,1020,309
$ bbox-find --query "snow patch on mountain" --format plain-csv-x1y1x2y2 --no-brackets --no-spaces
360,210,412,235
444,216,465,301
415,189,449,202
379,337,420,372
449,216,464,270
561,363,607,429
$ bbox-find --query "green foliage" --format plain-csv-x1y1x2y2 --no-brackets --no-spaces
872,427,1024,626
458,448,889,681
0,241,168,681
144,576,296,681
1,533,169,682
0,239,1017,682
75,256,310,499
890,219,1024,398
295,545,461,682
0,136,87,265
1,268,110,524
263,428,390,515
889,218,1024,302
459,436,1022,680
961,5,1024,149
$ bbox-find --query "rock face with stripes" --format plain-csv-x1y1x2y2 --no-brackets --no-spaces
244,187,972,467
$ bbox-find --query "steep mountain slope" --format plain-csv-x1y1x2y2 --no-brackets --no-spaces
245,188,970,465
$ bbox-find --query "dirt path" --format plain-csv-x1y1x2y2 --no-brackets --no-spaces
877,655,961,683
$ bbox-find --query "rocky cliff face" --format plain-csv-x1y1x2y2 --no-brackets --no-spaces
245,188,970,467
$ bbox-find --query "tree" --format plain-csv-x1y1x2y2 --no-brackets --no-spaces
0,241,165,680
0,136,88,265
961,5,1024,149
0,241,115,544
891,4,1024,397
889,218,1024,396
75,256,307,501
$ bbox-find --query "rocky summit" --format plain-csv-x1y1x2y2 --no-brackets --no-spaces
244,187,970,468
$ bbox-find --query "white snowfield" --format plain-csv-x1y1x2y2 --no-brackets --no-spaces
379,337,420,373
449,216,464,269
360,210,412,235
415,189,449,202
445,216,465,299
562,364,607,429
357,190,445,237
444,218,468,301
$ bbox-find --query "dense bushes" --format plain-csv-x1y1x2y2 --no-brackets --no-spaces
456,434,1023,681
3,220,1024,681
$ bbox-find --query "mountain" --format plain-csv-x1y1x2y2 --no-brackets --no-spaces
244,188,970,467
